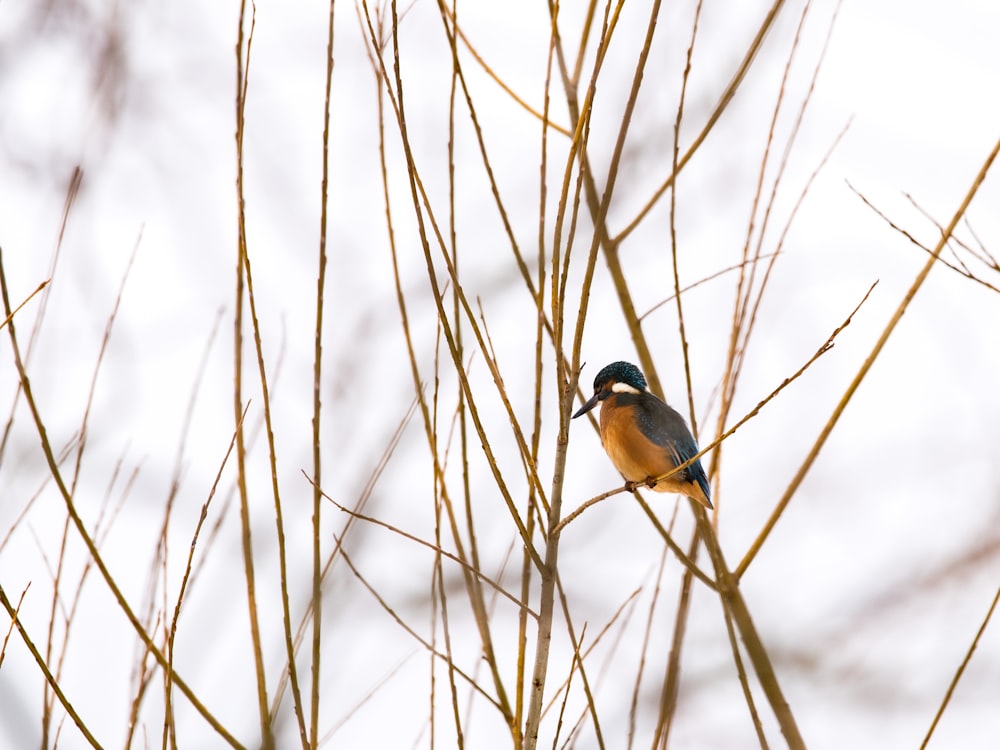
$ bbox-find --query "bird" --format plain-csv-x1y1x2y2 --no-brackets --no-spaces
572,361,712,508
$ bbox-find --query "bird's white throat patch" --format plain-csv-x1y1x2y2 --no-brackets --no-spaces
611,381,642,395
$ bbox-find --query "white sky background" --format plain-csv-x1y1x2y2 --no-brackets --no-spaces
1,1,999,748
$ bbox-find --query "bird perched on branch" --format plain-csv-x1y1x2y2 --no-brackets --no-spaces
572,361,712,509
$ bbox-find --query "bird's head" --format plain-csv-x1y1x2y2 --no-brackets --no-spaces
572,361,647,419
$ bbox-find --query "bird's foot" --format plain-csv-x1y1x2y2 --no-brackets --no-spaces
624,478,659,493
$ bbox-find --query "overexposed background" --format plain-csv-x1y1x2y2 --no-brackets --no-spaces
1,1,999,748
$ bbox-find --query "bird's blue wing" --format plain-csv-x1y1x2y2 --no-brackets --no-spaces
636,398,711,501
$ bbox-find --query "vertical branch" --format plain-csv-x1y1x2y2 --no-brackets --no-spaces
568,0,658,392
440,1,486,685
232,4,272,748
240,148,309,748
651,527,698,747
436,15,476,734
524,2,625,746
668,0,704,429
652,5,705,741
515,2,559,739
311,1,338,746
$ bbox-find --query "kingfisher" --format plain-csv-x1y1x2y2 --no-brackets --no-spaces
572,361,712,509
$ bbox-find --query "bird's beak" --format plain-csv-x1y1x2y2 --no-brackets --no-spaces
572,392,600,419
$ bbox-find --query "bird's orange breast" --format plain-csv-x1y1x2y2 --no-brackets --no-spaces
599,398,669,485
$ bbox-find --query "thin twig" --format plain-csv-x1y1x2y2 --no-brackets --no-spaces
0,278,49,331
332,530,506,713
438,4,571,137
615,0,790,243
738,136,1000,578
317,483,538,618
651,279,878,494
848,182,1000,296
